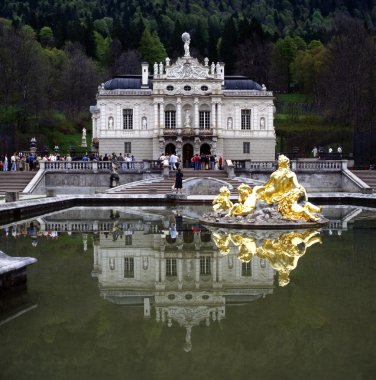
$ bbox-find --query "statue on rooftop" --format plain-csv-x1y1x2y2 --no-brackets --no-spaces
182,32,191,57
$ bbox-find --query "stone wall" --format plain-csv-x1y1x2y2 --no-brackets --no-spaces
223,138,275,161
32,172,159,195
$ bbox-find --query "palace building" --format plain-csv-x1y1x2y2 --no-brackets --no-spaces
90,33,276,166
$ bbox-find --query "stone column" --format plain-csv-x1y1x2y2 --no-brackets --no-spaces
117,103,121,129
134,104,139,130
211,101,216,129
253,105,258,131
177,97,182,129
154,101,159,136
155,251,160,283
217,101,222,130
177,252,183,290
195,251,200,289
101,104,106,131
194,98,199,131
235,104,240,130
160,101,164,129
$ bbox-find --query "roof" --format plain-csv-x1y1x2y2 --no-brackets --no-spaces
103,75,262,91
224,77,262,90
104,76,149,90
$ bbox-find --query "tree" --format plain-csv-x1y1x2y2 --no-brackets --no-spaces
317,16,376,165
59,42,101,119
235,18,272,85
290,40,325,96
39,26,55,47
139,29,167,64
218,17,237,74
94,31,112,68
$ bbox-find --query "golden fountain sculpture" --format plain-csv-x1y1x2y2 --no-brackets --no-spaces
211,155,322,224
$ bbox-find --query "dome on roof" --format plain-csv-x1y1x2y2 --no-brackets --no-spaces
224,78,262,91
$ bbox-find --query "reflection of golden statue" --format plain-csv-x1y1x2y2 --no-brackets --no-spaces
212,186,233,214
231,234,257,262
212,231,231,255
256,230,321,286
211,228,321,287
226,155,321,222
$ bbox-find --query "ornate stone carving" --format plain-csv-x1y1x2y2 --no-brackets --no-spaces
166,58,210,80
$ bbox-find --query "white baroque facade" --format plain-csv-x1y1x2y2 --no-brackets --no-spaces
91,33,276,165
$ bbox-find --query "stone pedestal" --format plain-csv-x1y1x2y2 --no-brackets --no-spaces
0,251,37,291
46,189,56,197
5,192,19,203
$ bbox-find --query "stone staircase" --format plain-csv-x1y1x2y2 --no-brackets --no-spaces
351,170,376,192
0,171,37,195
107,169,251,195
0,172,36,195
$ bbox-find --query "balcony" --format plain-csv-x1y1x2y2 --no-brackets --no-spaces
162,127,214,137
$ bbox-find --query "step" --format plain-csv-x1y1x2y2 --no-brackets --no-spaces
0,172,36,194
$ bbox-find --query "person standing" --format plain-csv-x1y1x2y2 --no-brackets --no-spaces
312,146,318,158
169,153,177,170
218,156,223,170
10,153,17,171
174,168,184,193
3,154,8,171
337,146,342,158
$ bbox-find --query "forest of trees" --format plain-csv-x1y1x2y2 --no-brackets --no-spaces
1,0,376,163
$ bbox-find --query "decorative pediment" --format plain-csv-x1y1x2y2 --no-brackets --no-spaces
166,57,211,80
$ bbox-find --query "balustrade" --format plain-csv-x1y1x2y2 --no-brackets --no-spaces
42,160,160,172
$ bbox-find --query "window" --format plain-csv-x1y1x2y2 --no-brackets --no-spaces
125,235,132,245
200,256,211,275
199,111,211,130
201,85,208,91
184,85,191,91
124,142,131,154
165,110,176,129
241,109,251,130
242,262,252,277
124,257,134,278
123,109,133,129
167,85,174,91
166,259,177,277
243,142,250,154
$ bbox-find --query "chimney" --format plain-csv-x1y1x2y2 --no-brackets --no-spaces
219,62,225,85
141,62,149,87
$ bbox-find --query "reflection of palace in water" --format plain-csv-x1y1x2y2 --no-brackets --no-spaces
1,206,364,351
90,210,278,352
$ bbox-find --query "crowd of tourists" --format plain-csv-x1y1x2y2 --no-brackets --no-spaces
0,152,40,172
158,152,223,171
0,152,138,171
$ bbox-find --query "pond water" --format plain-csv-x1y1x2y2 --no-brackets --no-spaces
0,205,376,380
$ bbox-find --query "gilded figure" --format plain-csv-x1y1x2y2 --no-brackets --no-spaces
212,186,233,214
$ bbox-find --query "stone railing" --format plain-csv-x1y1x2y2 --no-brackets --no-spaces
232,159,346,172
291,160,347,171
40,160,162,172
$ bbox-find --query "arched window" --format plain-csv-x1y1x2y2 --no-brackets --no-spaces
165,104,176,129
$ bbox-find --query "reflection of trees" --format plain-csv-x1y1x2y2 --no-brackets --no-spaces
212,229,322,287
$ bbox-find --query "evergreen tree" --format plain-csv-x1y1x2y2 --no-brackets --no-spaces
219,17,237,74
139,29,167,64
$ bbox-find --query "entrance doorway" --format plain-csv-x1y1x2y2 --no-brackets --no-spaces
165,143,176,155
200,143,211,155
183,144,193,168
